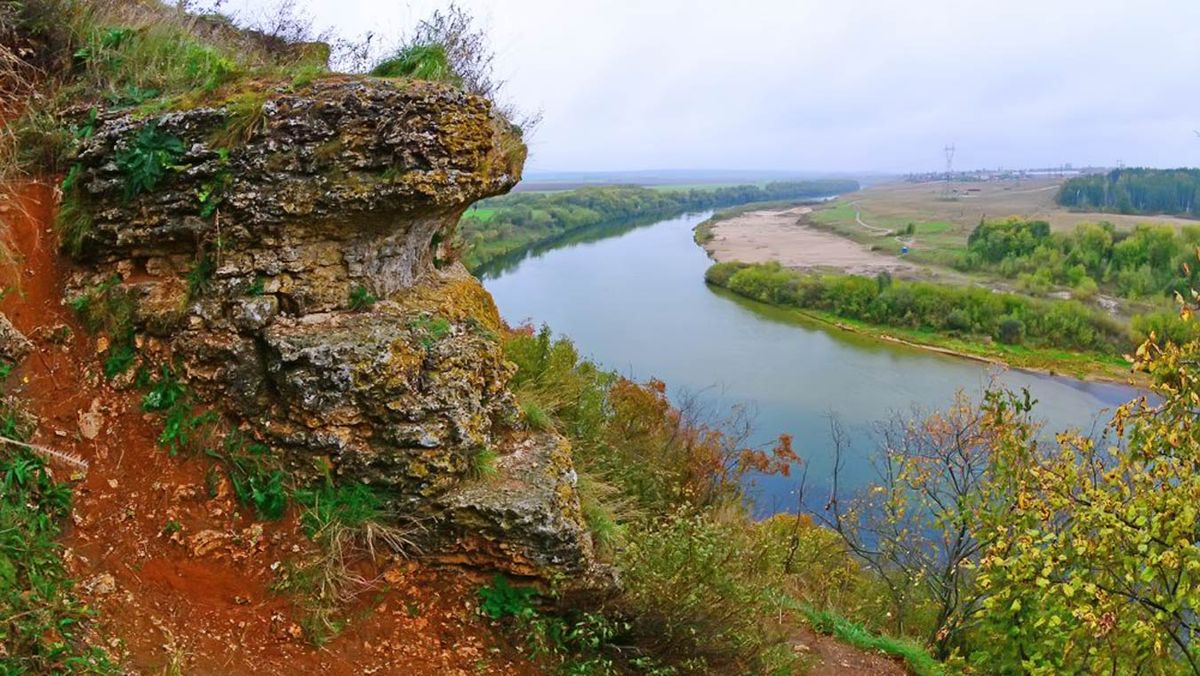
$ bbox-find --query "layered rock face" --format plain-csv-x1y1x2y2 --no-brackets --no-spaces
65,78,592,576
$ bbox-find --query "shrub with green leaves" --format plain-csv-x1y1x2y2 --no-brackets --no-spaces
478,575,538,620
616,512,795,674
0,399,112,672
114,121,185,199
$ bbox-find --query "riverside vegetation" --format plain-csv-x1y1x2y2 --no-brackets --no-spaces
706,209,1200,378
458,180,858,270
4,1,1200,674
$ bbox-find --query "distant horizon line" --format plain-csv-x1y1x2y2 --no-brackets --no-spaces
521,164,1173,180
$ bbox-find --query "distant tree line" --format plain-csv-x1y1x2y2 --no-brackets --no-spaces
458,181,859,269
958,216,1200,299
1056,168,1200,216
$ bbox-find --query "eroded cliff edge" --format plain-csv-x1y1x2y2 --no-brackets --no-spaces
61,76,595,578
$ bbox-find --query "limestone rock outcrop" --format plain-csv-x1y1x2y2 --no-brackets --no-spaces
63,77,593,577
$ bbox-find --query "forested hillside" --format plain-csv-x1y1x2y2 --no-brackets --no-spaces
459,180,858,269
1057,168,1200,216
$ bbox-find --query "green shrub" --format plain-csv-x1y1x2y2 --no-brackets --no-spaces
101,342,135,378
141,365,184,412
961,217,1200,299
478,575,538,620
114,121,185,199
996,317,1024,345
616,512,795,673
222,437,286,520
1132,309,1200,347
519,398,552,431
468,447,499,481
348,285,376,311
294,483,384,538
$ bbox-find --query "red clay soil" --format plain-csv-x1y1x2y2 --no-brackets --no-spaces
0,182,540,675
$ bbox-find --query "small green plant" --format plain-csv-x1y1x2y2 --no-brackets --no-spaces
115,120,185,199
71,108,99,140
196,152,231,218
348,285,376,311
246,275,265,296
468,447,499,481
408,314,452,350
186,254,215,297
102,343,136,378
520,399,552,431
158,406,217,456
161,519,183,535
210,92,267,148
107,85,161,108
142,365,184,412
478,575,538,620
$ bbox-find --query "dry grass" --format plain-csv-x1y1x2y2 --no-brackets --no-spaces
828,178,1198,236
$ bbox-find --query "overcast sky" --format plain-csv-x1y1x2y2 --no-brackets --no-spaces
228,0,1200,174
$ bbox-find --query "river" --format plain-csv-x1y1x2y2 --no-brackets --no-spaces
479,211,1142,515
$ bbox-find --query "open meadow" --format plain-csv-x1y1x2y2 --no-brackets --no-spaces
808,177,1199,267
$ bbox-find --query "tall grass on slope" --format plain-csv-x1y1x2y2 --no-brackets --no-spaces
370,42,456,83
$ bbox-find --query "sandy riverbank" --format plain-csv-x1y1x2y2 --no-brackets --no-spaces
701,206,913,275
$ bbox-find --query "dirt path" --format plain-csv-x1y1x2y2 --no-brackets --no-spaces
791,625,907,676
1,182,537,675
846,200,916,249
703,206,913,275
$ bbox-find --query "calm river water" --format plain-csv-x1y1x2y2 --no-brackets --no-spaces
480,212,1141,515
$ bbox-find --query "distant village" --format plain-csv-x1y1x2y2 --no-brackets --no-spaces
904,165,1109,183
